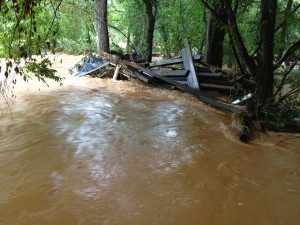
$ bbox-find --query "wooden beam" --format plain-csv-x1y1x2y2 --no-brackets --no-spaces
166,76,187,81
153,69,189,77
168,76,235,90
150,55,202,68
199,83,233,90
199,78,257,90
171,77,255,91
197,72,222,77
124,61,250,115
176,81,188,85
151,71,222,79
198,78,234,86
196,59,228,74
181,40,200,89
131,71,151,83
171,79,233,90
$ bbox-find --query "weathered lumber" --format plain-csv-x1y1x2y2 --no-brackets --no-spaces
197,59,228,74
112,65,122,80
154,70,222,78
198,78,235,86
166,76,187,81
197,72,222,77
150,55,202,68
176,80,188,85
170,78,233,90
170,77,255,91
199,83,233,90
130,70,152,83
124,61,250,115
199,77,257,90
168,76,234,90
153,69,189,77
181,40,200,90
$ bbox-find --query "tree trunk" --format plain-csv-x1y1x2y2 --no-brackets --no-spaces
277,0,293,61
205,8,226,68
95,0,109,53
143,0,157,62
255,0,277,101
222,0,257,76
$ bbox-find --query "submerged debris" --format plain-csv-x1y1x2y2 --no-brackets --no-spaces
75,55,107,77
74,41,257,142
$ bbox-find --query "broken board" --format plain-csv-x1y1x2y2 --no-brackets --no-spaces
181,40,200,90
124,60,250,116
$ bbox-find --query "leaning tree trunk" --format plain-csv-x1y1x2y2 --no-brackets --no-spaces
95,0,109,53
255,0,277,102
221,0,257,76
143,0,157,62
205,8,226,68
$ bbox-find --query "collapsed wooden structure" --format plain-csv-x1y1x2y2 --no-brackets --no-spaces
76,40,256,142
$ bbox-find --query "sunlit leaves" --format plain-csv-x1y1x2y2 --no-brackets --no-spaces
24,58,63,86
0,0,64,106
56,0,96,53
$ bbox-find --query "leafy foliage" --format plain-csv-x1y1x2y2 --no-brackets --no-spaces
0,0,64,106
45,0,97,54
24,58,63,86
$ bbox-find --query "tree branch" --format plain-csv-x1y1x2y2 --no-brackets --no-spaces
200,0,219,18
44,0,63,43
108,24,138,53
273,57,300,97
275,3,300,33
228,32,247,75
221,0,257,75
277,87,300,104
274,40,300,69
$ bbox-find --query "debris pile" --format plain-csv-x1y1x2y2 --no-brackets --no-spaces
75,40,257,142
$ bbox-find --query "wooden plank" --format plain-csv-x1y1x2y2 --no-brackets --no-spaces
154,70,222,78
174,77,255,91
124,61,250,115
200,83,233,90
177,81,234,90
153,70,189,77
176,80,188,85
158,71,222,79
199,77,257,90
167,76,187,81
169,77,235,90
150,55,202,68
181,40,200,89
131,71,151,83
198,78,234,86
150,58,185,67
197,60,229,75
197,72,222,77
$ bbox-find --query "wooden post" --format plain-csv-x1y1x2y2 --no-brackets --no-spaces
113,64,121,81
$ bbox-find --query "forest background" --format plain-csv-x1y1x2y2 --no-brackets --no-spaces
0,0,299,131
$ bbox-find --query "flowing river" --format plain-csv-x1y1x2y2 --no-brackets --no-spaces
0,55,300,225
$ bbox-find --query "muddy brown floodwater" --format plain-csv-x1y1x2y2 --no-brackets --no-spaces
0,55,300,225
